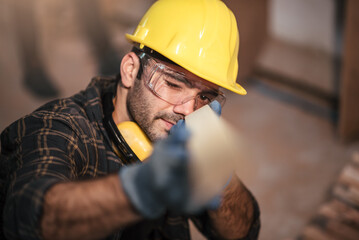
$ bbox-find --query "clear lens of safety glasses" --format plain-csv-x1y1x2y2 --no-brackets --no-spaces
141,56,226,109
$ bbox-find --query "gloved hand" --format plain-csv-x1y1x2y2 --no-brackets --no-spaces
119,101,223,219
119,120,200,219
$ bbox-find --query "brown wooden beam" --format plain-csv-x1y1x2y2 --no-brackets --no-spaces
339,0,359,142
223,0,268,82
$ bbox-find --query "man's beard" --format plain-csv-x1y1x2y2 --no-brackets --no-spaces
126,79,183,142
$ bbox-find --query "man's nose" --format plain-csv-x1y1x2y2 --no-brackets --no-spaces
173,99,196,116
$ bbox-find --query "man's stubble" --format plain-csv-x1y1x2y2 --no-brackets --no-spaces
126,78,183,142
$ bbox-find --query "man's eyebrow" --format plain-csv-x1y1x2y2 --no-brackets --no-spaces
199,89,219,97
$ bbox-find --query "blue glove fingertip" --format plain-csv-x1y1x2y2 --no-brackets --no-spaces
169,119,191,143
169,119,185,135
176,119,185,127
209,100,222,116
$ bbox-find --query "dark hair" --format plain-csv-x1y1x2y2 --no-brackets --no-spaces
131,45,179,79
116,45,179,87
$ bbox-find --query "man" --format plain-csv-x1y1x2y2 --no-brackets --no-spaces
0,0,260,239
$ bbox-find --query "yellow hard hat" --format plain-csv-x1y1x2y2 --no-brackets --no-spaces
126,0,246,95
117,121,153,161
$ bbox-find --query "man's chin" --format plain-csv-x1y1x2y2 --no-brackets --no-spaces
145,121,172,142
146,128,169,142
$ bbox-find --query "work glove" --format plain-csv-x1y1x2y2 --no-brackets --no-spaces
119,119,196,218
119,101,223,219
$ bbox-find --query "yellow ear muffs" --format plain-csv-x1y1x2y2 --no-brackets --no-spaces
116,121,153,161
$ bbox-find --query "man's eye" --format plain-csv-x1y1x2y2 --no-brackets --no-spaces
198,92,218,103
165,80,181,89
199,94,211,102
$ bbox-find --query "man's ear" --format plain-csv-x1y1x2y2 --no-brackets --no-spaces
120,52,140,88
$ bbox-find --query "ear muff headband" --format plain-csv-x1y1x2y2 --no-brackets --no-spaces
102,92,141,165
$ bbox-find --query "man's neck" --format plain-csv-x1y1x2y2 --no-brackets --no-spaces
112,86,130,125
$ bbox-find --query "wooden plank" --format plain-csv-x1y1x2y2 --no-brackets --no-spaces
339,0,359,142
319,199,359,227
297,154,359,240
337,161,359,190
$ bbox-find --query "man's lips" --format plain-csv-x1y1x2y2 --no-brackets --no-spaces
160,118,175,131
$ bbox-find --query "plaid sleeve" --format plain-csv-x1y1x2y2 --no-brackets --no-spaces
2,111,87,240
190,194,261,240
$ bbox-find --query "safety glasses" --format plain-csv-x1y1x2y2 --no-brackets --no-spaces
137,52,226,110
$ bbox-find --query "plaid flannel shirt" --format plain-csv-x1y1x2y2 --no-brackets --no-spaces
0,77,260,240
